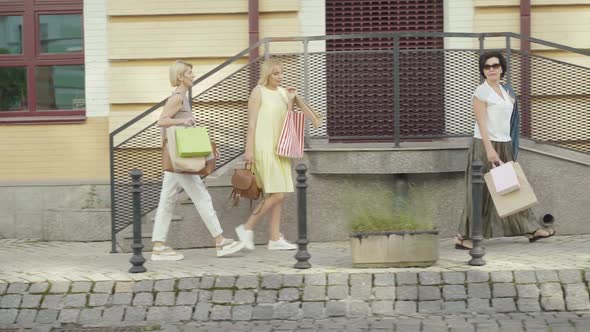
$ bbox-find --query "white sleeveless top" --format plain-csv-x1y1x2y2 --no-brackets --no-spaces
472,81,514,142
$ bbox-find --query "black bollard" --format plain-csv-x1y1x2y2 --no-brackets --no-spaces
129,169,147,273
294,164,311,269
469,161,486,266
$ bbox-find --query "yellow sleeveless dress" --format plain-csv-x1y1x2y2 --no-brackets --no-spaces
252,85,294,193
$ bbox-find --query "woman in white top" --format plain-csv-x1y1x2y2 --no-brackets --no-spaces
151,60,245,260
455,51,555,250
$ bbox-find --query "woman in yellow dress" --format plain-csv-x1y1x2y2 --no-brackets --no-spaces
235,58,302,251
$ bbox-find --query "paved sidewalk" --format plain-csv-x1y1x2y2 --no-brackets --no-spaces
1,235,589,282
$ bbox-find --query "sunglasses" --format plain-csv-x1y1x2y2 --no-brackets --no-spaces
483,63,502,71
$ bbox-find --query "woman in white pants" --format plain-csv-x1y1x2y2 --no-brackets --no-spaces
152,60,245,260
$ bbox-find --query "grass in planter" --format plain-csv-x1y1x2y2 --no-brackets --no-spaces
342,183,434,233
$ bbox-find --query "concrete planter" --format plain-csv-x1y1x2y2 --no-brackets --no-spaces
350,230,439,268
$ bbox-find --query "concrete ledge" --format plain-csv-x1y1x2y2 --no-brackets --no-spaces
304,137,590,174
305,138,469,175
43,208,111,242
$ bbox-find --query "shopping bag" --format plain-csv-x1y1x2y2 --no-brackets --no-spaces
196,142,218,177
162,127,206,173
484,162,538,218
489,161,520,195
277,111,305,158
175,126,212,157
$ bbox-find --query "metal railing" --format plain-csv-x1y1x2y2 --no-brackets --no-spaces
110,32,590,252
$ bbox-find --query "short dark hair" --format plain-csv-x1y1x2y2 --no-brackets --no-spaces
479,51,507,79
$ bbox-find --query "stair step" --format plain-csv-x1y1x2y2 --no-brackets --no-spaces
123,232,152,240
148,214,183,222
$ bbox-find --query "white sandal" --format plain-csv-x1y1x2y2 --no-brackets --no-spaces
216,238,246,257
151,245,184,261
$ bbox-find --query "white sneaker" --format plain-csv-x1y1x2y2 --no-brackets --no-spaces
216,238,246,257
235,224,255,250
268,236,297,251
151,245,184,261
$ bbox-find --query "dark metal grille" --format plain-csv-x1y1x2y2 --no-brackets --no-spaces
110,33,590,250
327,51,395,139
326,0,444,140
326,0,444,50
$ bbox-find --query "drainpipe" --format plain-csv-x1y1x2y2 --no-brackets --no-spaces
520,0,532,137
248,0,260,89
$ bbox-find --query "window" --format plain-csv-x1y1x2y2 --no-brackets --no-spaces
0,0,84,123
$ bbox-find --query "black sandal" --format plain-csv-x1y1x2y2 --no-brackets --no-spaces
454,238,473,250
527,228,556,243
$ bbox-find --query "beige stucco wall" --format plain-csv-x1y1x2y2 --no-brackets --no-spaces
106,0,302,135
473,1,590,67
444,0,590,66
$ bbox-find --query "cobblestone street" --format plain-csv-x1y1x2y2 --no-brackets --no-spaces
131,312,590,331
9,312,590,332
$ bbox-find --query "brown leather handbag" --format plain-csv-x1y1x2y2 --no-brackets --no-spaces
196,142,217,176
230,163,261,207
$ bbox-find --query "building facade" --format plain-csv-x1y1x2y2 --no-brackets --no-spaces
0,0,588,240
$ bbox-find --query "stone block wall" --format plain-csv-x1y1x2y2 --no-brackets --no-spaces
1,269,589,326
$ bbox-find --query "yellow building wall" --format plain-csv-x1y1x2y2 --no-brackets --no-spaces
106,0,301,136
0,118,110,182
473,2,590,67
0,0,302,183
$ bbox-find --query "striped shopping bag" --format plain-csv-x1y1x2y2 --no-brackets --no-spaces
276,110,305,158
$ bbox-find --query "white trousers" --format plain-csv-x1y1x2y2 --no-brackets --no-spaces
152,172,223,243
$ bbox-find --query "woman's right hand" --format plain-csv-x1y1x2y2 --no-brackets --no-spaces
244,150,254,164
179,118,195,127
486,147,503,166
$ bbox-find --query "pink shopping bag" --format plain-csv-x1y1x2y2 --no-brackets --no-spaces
490,161,520,195
277,110,305,158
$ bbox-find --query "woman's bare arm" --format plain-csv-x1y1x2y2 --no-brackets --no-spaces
157,94,194,127
244,86,262,163
473,97,501,164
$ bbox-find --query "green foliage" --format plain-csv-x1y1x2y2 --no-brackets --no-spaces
342,182,435,233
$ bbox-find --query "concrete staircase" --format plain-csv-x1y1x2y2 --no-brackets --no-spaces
116,138,590,253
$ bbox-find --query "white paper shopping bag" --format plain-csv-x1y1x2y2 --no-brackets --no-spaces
490,161,520,195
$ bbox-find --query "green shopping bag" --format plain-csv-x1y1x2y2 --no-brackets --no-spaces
175,127,213,157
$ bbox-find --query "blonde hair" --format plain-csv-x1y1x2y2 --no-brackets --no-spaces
169,60,193,87
257,58,283,86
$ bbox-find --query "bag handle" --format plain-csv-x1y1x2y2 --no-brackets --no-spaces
491,160,505,168
294,95,322,128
